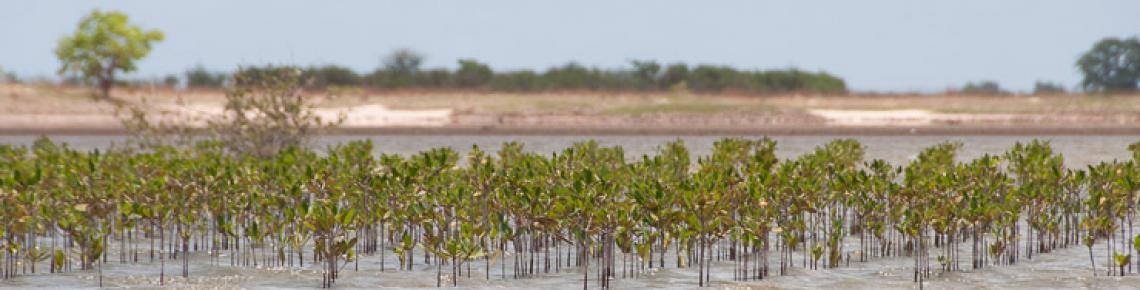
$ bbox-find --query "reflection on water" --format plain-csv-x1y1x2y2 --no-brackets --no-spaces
2,134,1139,289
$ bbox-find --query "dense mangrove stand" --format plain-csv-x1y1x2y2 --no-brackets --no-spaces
2,138,1140,288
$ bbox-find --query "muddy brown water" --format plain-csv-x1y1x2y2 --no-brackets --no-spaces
2,135,1140,289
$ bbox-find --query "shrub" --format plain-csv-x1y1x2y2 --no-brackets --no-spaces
960,80,1007,95
304,65,360,88
660,63,690,89
187,54,848,94
162,74,179,88
490,70,543,91
185,65,227,88
1033,81,1066,95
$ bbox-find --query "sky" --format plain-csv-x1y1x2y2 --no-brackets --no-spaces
1,0,1137,92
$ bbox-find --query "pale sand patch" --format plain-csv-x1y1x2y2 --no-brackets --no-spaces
154,103,454,127
0,104,453,129
320,104,453,127
809,109,1018,126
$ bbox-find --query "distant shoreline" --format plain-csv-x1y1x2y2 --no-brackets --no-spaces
6,83,1140,137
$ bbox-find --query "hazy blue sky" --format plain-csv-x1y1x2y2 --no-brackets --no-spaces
1,0,1137,92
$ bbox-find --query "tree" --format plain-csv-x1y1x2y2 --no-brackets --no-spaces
377,48,424,88
55,10,164,100
384,48,424,75
454,59,493,88
630,60,661,89
1077,37,1140,92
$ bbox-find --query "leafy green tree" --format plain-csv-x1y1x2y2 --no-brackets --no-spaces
630,60,661,89
1077,37,1140,92
55,10,164,100
454,59,493,88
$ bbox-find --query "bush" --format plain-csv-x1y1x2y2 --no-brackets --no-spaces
1033,81,1066,95
215,67,341,157
490,71,543,91
304,65,360,88
660,63,689,89
185,53,848,94
163,74,179,87
454,59,493,88
543,62,595,89
185,65,227,88
412,69,452,87
232,65,301,88
687,65,735,92
960,81,1007,95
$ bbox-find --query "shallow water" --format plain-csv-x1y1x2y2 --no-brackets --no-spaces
4,225,1140,289
1,135,1135,167
2,134,1140,289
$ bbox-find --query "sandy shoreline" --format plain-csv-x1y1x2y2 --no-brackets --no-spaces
4,84,1140,136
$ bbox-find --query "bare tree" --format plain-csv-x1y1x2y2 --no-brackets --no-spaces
210,66,343,157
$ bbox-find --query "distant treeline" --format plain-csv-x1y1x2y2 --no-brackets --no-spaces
182,51,846,94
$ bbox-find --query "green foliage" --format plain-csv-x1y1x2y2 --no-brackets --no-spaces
660,63,690,89
1033,81,1067,95
8,136,1132,287
630,60,661,89
959,80,1007,95
185,65,227,88
303,65,360,88
489,70,542,91
54,10,164,99
171,48,845,94
1078,37,1140,92
454,59,493,88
